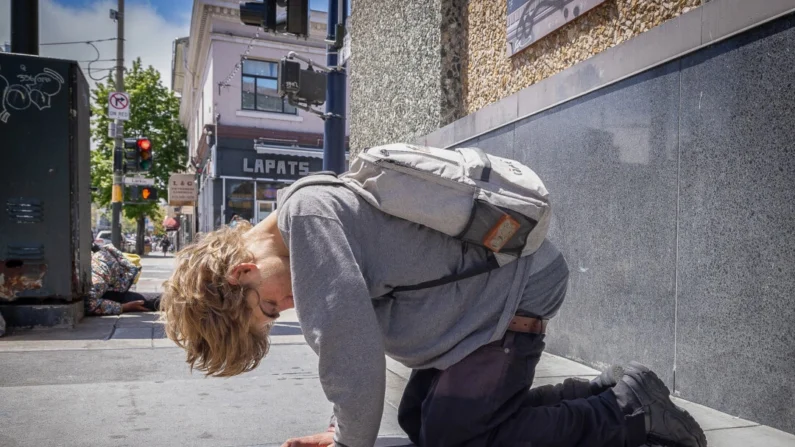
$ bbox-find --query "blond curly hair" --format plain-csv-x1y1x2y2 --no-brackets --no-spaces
160,220,271,377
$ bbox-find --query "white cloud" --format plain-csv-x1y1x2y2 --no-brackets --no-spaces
0,0,190,92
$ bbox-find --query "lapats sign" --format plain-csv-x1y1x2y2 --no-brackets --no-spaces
243,158,310,176
216,147,324,180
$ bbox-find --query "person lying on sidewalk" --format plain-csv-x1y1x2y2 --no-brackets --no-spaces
87,243,160,315
159,182,706,447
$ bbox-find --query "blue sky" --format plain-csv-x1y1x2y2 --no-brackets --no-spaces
0,0,347,92
57,0,194,21
57,0,332,21
0,0,191,90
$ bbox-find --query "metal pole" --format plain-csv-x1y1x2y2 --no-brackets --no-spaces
322,0,347,174
10,0,39,55
111,0,125,249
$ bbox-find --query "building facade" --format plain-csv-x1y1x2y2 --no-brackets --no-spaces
173,0,348,233
349,0,795,435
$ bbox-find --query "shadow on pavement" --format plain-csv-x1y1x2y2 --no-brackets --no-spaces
1,312,163,341
374,437,415,446
271,321,302,336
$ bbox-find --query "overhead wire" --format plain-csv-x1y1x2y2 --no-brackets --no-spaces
218,28,262,95
77,58,118,63
36,37,121,82
40,37,119,46
84,41,115,82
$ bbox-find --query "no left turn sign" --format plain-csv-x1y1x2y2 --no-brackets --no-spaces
108,91,130,120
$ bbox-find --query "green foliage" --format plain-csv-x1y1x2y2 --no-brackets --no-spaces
121,214,138,234
90,58,188,222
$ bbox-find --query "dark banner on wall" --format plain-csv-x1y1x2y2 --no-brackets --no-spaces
507,0,606,56
216,147,324,181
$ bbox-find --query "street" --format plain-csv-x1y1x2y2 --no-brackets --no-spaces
2,255,794,447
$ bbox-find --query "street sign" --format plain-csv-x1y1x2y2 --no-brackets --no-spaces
124,176,155,186
340,33,351,65
168,173,196,206
108,91,130,120
108,121,124,138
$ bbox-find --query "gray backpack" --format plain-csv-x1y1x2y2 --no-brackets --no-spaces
278,143,551,290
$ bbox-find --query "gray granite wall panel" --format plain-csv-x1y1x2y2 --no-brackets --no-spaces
460,13,795,433
676,15,795,434
465,124,515,158
509,64,682,387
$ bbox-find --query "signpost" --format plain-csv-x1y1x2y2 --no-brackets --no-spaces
108,91,130,120
168,173,196,207
124,176,155,186
340,33,351,65
108,121,124,138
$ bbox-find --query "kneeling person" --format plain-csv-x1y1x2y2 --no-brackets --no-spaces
160,184,705,447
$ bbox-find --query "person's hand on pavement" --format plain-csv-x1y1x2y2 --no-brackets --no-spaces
121,300,148,313
279,432,335,447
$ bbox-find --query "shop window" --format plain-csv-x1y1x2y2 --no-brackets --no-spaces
226,180,254,223
254,182,282,223
241,59,297,114
256,182,281,201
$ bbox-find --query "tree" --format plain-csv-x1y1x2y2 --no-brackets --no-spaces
90,58,187,254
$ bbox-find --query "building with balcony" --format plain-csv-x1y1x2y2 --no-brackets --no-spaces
172,0,348,232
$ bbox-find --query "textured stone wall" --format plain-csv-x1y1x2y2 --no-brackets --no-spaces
439,0,468,127
466,0,707,113
349,0,466,153
350,0,709,152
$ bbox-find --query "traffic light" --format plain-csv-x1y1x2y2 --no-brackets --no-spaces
240,0,308,37
285,0,309,36
123,137,153,173
124,186,158,203
239,0,276,29
140,187,158,202
123,138,138,172
137,138,153,172
278,57,327,106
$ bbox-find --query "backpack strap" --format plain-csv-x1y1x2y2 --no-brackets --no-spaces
457,147,492,181
391,255,501,293
280,171,504,293
277,171,346,207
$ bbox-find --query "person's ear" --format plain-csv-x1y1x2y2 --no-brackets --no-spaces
227,263,259,286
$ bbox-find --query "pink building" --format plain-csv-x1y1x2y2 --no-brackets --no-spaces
172,0,348,231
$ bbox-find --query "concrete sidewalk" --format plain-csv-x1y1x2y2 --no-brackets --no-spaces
3,311,794,447
1,255,793,446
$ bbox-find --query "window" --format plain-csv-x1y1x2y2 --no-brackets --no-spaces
241,59,297,114
256,181,281,201
225,180,254,223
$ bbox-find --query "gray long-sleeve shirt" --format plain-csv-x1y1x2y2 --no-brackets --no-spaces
277,184,569,447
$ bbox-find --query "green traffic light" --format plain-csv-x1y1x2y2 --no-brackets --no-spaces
139,159,152,171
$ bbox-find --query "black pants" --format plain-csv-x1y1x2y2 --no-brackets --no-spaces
101,291,161,312
397,332,644,447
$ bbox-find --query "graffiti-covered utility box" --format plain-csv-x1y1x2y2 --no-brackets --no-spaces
0,53,91,302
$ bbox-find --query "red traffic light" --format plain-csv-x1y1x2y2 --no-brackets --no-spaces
137,139,151,151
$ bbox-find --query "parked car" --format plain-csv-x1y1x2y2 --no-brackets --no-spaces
94,230,112,246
